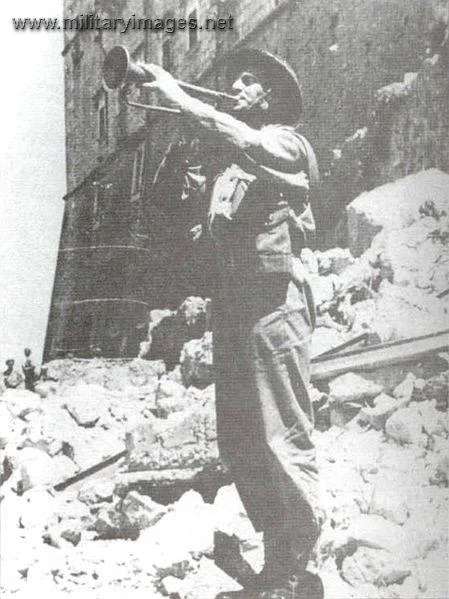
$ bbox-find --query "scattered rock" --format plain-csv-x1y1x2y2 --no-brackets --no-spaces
328,373,383,406
78,479,115,505
357,393,399,430
341,547,411,587
121,491,166,529
385,405,428,446
93,505,138,540
180,331,214,388
393,372,416,401
2,389,43,420
316,247,355,275
346,168,449,256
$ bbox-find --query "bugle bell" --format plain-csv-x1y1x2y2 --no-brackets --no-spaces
103,45,236,114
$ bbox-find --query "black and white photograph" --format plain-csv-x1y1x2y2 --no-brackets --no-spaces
1,0,448,597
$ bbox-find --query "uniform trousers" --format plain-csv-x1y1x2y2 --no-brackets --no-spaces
212,262,320,575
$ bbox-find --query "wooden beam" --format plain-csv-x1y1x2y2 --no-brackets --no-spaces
53,450,127,491
311,329,449,383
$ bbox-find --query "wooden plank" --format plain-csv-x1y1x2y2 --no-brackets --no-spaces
311,329,449,383
53,450,127,491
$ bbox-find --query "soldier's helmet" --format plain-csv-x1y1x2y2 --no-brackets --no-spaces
226,48,303,125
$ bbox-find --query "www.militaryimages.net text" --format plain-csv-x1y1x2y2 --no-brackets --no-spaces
12,14,235,33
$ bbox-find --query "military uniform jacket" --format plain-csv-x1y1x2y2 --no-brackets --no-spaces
207,124,318,276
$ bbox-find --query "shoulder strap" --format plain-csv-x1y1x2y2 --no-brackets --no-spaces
294,132,320,192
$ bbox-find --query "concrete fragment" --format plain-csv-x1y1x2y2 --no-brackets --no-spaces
308,275,337,309
341,547,411,587
357,393,399,430
140,490,217,560
421,371,448,411
300,248,319,275
347,169,449,256
316,247,354,275
121,491,166,529
393,372,416,401
93,505,138,540
330,514,407,559
155,377,188,415
180,331,214,388
78,479,115,505
6,447,78,493
126,401,219,471
311,327,349,359
2,388,43,420
182,557,242,598
160,575,184,596
385,405,428,446
329,372,383,405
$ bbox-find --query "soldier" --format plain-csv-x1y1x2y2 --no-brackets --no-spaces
3,358,22,389
22,347,37,392
143,49,323,599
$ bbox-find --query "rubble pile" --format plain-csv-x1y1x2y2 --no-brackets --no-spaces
316,369,449,599
308,169,449,356
1,168,448,597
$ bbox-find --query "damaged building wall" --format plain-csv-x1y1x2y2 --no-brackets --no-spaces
44,0,449,359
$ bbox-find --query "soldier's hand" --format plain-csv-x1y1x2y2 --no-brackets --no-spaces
139,63,184,104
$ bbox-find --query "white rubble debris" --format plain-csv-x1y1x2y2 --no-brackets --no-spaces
1,169,448,598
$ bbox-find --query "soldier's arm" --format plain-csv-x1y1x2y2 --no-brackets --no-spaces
141,64,305,168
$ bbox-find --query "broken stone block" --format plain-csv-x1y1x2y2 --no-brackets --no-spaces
182,557,243,598
18,403,79,457
300,248,319,275
140,490,217,560
155,377,188,416
341,547,411,587
421,371,448,411
393,373,416,401
121,491,166,529
2,388,43,420
346,169,449,256
78,479,115,505
160,574,184,596
419,400,448,437
93,505,138,540
385,405,428,446
329,402,363,427
357,393,399,430
311,327,349,359
180,331,214,388
177,296,209,330
308,275,337,310
127,399,219,472
6,447,78,493
328,373,383,406
69,428,124,471
316,247,354,275
330,514,407,560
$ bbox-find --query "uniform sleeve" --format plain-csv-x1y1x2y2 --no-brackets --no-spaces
244,125,308,172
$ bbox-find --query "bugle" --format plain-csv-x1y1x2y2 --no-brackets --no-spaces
103,46,236,114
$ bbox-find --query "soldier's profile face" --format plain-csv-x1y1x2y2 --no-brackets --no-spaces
232,71,266,111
